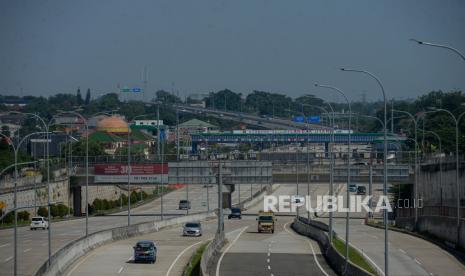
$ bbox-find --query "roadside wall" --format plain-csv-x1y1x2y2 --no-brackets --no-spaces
292,218,374,276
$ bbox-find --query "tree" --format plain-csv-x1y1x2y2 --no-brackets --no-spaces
1,125,10,137
37,207,48,217
155,90,182,104
71,140,107,157
85,89,91,105
76,88,83,106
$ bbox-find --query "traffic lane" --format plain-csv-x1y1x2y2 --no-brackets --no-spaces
331,218,429,276
219,216,335,276
64,218,250,276
0,185,201,275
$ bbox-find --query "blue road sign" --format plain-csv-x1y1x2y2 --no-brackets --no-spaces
132,87,142,93
293,116,305,123
308,116,321,123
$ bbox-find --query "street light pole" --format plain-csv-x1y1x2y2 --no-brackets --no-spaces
315,83,352,272
393,110,419,228
410,39,465,61
340,68,389,276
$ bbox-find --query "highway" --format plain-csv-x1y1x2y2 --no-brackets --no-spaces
0,183,263,276
216,184,336,276
174,105,328,130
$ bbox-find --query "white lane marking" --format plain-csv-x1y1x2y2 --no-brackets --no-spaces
23,239,31,243
268,265,271,270
166,240,205,276
24,248,32,253
216,226,248,276
117,266,124,274
127,256,133,262
398,248,406,254
414,258,422,265
267,258,270,263
0,243,10,248
267,252,270,257
4,256,13,263
65,249,100,276
283,222,329,276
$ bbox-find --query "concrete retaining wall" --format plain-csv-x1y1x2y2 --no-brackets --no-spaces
34,212,216,276
292,218,374,276
200,232,225,276
397,216,465,249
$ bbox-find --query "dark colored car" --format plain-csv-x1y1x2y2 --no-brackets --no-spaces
228,208,242,219
133,240,157,263
357,185,367,195
179,200,191,210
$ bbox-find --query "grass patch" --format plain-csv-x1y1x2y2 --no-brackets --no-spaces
184,242,208,276
332,236,377,275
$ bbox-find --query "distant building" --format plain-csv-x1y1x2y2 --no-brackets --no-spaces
87,116,155,156
172,119,218,142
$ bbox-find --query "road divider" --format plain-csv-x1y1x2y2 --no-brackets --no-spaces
292,217,377,276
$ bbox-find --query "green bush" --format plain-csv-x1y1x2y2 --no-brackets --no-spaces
50,205,58,217
2,211,14,224
130,191,138,203
92,198,103,210
18,210,30,221
56,204,69,217
37,207,48,217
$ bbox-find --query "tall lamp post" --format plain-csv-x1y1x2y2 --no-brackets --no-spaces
301,104,331,222
340,68,389,276
426,108,465,245
9,111,49,274
52,111,89,236
410,39,465,61
393,110,419,227
314,83,352,272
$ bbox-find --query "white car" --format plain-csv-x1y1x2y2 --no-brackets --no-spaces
30,216,48,230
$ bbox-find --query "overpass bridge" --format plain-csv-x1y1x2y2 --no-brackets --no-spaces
191,131,405,153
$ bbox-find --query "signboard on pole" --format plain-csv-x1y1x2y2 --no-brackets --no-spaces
292,116,305,123
94,164,168,183
308,116,321,123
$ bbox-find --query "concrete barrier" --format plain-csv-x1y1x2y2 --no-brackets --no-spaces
34,212,216,276
200,232,225,276
292,218,375,276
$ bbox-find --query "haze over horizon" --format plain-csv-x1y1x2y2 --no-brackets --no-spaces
1,0,464,102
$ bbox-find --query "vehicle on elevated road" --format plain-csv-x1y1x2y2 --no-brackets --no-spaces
178,200,191,210
257,211,276,233
228,207,242,219
183,222,202,237
133,240,157,263
30,216,48,230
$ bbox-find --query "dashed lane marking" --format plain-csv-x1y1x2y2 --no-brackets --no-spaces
4,256,13,263
117,266,124,274
0,243,10,248
24,248,32,253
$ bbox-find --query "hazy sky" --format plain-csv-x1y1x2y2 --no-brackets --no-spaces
1,0,464,102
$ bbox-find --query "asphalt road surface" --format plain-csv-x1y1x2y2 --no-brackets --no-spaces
0,183,262,276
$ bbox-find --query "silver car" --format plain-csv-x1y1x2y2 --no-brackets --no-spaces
183,222,202,237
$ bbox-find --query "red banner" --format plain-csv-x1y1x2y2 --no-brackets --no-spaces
94,164,168,175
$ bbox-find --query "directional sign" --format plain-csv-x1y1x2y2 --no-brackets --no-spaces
132,87,142,93
308,116,321,123
120,87,130,93
292,116,305,123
